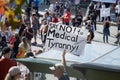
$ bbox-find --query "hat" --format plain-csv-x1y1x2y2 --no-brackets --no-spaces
8,66,21,76
2,47,11,55
49,63,65,72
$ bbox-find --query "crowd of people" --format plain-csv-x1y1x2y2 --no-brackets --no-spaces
87,1,120,44
0,0,120,80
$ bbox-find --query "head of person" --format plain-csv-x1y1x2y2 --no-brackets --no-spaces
77,10,82,15
4,66,21,80
32,14,36,18
26,21,31,27
49,63,65,78
45,12,49,17
43,20,47,25
1,47,11,59
24,52,35,58
21,37,27,43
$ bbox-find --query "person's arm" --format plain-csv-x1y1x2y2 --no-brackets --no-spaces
62,50,67,69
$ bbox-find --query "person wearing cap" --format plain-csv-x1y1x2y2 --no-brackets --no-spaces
4,66,21,80
49,50,70,80
0,47,17,80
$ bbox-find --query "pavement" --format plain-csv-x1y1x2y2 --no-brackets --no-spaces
29,4,119,80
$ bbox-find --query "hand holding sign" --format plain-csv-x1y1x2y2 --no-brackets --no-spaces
62,49,67,68
62,50,66,57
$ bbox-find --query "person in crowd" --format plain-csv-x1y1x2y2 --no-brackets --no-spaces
101,3,106,22
7,33,21,58
25,5,31,17
16,37,31,58
12,33,21,58
55,1,60,17
0,47,17,80
89,10,97,30
114,31,120,45
18,24,26,38
103,17,110,43
23,12,30,24
75,10,83,27
49,50,70,80
86,21,94,44
63,9,71,25
88,2,95,15
22,21,33,45
45,0,50,5
114,15,120,45
7,32,16,49
58,15,64,24
1,32,7,47
39,19,48,51
33,0,39,14
115,3,120,17
117,15,120,32
4,66,21,80
65,0,71,12
32,14,39,45
44,12,52,24
52,13,58,23
24,51,35,58
94,2,101,21
71,18,77,27
17,62,30,80
0,34,7,52
59,3,65,16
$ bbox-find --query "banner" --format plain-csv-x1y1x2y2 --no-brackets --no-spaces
45,23,87,56
100,8,110,17
92,0,117,3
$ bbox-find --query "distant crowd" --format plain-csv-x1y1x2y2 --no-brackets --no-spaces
0,0,120,80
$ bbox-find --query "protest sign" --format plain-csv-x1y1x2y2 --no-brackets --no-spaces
100,8,110,18
45,23,87,56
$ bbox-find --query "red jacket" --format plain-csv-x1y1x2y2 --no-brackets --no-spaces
63,11,71,23
8,36,16,44
52,17,58,23
0,58,17,80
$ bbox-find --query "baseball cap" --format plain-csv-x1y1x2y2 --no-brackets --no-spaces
8,66,21,76
49,63,65,72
